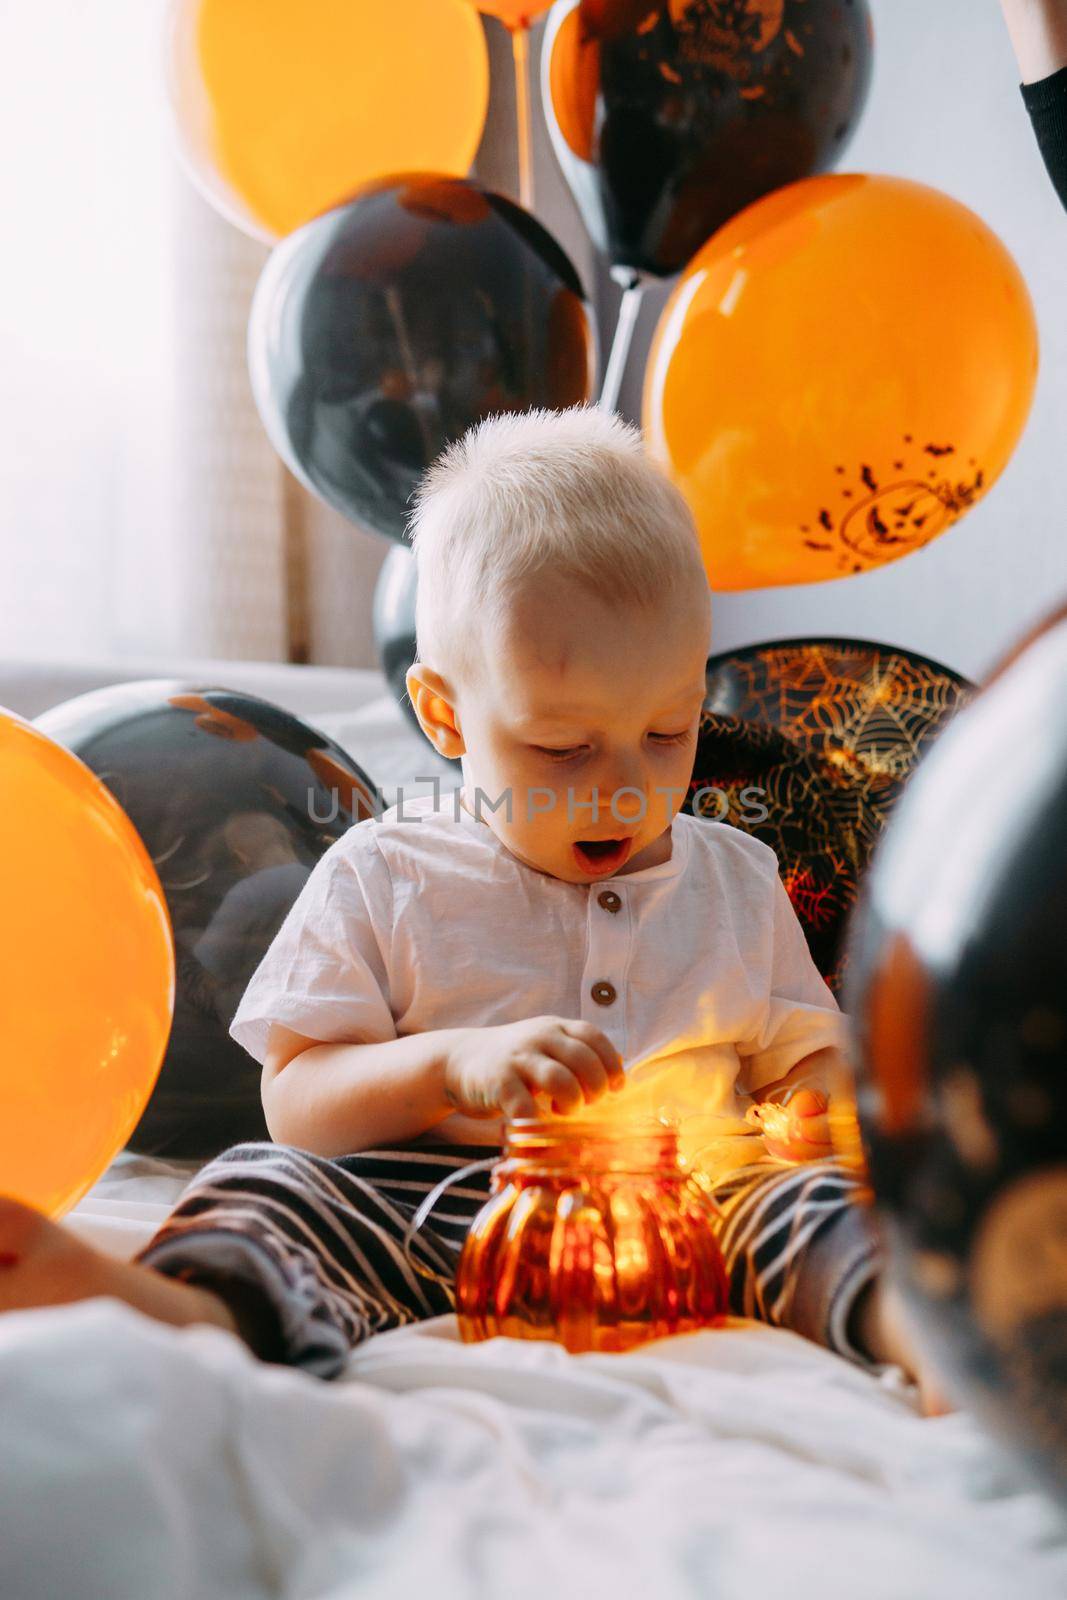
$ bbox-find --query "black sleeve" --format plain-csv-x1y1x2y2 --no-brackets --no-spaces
1021,64,1067,214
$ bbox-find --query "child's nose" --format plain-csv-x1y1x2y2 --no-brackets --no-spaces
597,757,646,819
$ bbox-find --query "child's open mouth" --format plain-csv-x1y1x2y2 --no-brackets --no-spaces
572,837,634,875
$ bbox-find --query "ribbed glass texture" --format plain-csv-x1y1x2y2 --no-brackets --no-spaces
457,1118,730,1353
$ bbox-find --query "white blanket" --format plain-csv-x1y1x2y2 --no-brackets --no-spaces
3,1172,1067,1600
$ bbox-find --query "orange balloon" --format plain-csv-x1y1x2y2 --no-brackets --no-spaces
476,0,553,30
165,0,490,240
0,713,174,1216
644,174,1039,591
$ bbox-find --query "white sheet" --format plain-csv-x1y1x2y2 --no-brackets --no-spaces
2,1300,1065,1600
3,1164,1066,1600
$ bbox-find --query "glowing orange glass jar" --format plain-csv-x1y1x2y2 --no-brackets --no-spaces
456,1118,729,1353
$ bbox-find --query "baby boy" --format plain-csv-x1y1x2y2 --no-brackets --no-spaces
0,407,942,1409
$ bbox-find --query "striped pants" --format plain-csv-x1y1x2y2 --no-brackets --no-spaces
135,1141,884,1380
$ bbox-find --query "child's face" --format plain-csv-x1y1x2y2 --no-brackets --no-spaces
454,572,711,883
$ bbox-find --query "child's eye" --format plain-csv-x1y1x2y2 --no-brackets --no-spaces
532,745,585,762
533,730,692,762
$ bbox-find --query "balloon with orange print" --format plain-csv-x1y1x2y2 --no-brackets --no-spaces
165,0,490,241
0,711,174,1217
843,604,1067,1503
643,174,1039,591
543,0,873,278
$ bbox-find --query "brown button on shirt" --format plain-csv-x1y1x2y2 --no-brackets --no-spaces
591,980,617,1006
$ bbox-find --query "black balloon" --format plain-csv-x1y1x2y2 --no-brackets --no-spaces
543,0,874,277
844,606,1067,1504
36,683,382,1159
249,175,596,542
371,544,463,760
373,544,421,738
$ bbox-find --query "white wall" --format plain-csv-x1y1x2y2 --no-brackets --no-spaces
597,0,1067,683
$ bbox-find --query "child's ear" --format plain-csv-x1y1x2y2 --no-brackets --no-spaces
405,666,465,759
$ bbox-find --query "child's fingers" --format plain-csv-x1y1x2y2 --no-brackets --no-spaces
789,1108,831,1148
497,1079,539,1121
557,1020,626,1088
522,1057,585,1115
765,1125,834,1162
789,1088,828,1118
547,1036,613,1103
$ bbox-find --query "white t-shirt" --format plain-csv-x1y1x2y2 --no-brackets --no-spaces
229,790,848,1146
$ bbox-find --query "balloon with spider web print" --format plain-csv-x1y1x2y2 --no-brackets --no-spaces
683,636,973,994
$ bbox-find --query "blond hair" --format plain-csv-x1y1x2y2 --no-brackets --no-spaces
405,406,706,689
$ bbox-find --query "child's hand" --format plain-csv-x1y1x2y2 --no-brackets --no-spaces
443,1016,626,1121
746,1088,833,1162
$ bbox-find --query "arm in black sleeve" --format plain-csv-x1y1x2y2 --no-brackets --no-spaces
1021,65,1067,212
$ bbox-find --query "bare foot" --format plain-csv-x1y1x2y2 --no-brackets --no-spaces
851,1275,956,1417
0,1194,241,1343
